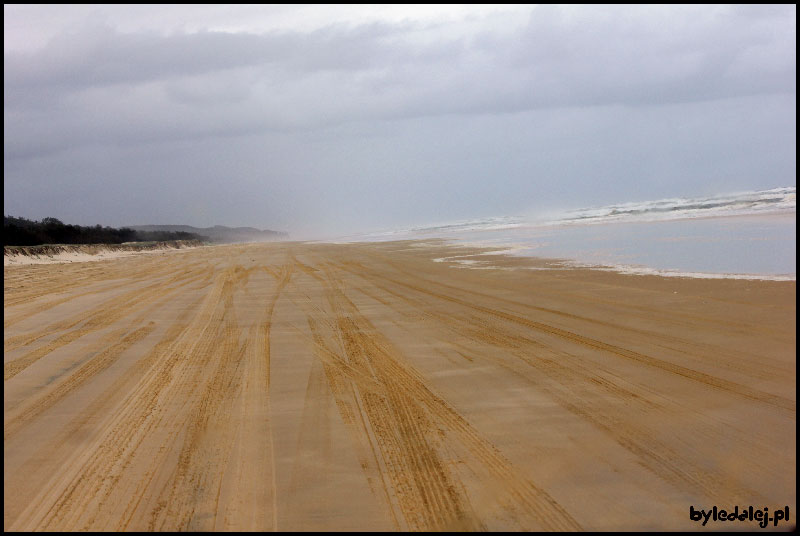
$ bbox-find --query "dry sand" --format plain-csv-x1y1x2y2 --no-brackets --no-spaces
3,241,796,531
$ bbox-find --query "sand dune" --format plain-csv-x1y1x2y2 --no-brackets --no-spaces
3,240,203,266
3,241,795,531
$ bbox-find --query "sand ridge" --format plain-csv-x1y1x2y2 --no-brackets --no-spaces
3,241,203,266
3,241,796,531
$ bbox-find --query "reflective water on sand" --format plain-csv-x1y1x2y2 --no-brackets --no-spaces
450,213,796,278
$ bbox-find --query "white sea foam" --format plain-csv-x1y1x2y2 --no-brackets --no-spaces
346,187,795,241
551,186,796,226
559,260,796,281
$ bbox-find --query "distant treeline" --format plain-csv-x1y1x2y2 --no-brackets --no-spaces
4,216,208,246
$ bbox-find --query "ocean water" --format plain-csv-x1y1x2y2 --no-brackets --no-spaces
338,187,797,280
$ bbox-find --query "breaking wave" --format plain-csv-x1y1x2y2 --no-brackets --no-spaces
552,186,795,226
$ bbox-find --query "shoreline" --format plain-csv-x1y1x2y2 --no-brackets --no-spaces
421,211,797,281
323,211,797,282
7,236,795,282
433,249,797,281
331,238,799,282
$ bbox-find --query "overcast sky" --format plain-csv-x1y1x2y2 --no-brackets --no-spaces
4,5,796,238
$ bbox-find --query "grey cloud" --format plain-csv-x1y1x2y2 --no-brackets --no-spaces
3,21,434,99
507,5,795,107
3,5,795,236
5,6,795,162
5,92,793,237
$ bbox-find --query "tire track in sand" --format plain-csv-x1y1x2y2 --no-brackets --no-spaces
4,324,156,440
364,269,794,413
343,265,771,503
4,267,207,380
297,265,582,531
9,268,238,531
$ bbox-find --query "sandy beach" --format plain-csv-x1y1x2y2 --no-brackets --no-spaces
3,240,796,531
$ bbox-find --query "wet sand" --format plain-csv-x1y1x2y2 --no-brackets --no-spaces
4,241,796,531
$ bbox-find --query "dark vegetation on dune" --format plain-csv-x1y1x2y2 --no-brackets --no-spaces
4,216,209,246
129,224,288,243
